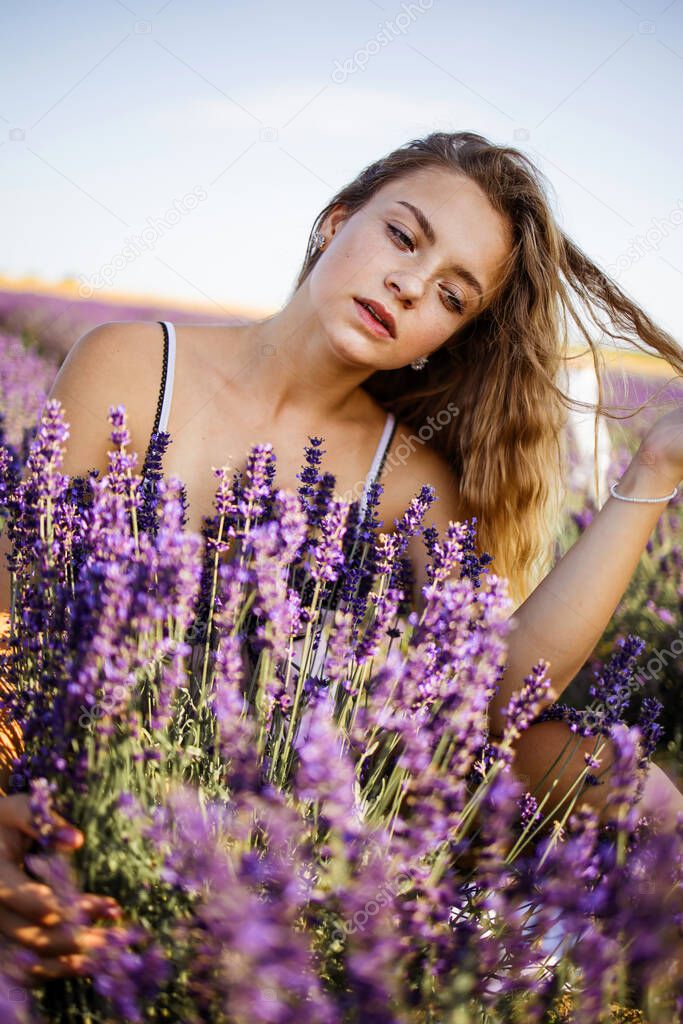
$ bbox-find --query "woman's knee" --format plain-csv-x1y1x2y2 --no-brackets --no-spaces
508,719,617,824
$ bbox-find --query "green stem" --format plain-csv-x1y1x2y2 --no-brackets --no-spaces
279,579,323,781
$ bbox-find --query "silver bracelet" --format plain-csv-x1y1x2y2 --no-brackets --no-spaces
609,479,678,504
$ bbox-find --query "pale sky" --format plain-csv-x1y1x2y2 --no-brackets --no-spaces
1,0,682,338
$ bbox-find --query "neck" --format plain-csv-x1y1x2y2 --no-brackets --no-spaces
240,287,377,422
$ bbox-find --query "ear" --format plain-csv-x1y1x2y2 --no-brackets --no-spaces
322,202,352,241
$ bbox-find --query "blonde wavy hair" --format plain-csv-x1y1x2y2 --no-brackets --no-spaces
290,131,683,610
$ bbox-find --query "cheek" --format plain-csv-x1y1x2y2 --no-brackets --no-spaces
310,229,383,304
403,309,453,355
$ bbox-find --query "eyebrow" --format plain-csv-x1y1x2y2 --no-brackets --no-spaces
395,200,485,308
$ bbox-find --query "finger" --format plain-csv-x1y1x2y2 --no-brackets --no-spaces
21,952,93,982
29,892,123,928
0,904,120,958
0,903,80,956
21,849,123,922
77,893,124,922
0,859,65,924
0,794,83,850
0,854,123,929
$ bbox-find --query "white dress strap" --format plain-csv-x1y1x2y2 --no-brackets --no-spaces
357,411,396,518
157,321,176,433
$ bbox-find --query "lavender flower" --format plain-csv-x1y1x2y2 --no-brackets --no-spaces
296,436,325,526
87,925,172,1023
603,722,644,833
240,443,276,521
137,428,172,535
3,376,681,1023
309,498,350,585
501,659,556,747
27,776,60,850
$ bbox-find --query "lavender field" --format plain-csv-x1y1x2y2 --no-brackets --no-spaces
0,283,681,1023
2,281,681,767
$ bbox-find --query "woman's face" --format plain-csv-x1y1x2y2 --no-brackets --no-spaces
308,166,512,370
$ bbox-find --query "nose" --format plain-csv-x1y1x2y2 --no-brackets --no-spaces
386,272,424,307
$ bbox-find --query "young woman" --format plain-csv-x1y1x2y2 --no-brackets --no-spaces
1,130,682,982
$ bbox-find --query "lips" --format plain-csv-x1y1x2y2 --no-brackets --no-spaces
354,297,396,339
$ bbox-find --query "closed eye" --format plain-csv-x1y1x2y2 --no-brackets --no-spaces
386,223,466,315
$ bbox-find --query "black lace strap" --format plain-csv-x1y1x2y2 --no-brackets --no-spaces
151,321,170,436
141,322,169,481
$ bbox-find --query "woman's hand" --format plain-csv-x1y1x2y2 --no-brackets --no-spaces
639,407,683,488
0,793,124,983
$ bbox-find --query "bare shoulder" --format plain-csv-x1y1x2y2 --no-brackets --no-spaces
46,320,167,479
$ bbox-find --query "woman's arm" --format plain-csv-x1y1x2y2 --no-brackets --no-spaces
399,430,682,738
489,440,681,736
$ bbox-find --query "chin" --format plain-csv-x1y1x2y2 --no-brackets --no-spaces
326,325,379,366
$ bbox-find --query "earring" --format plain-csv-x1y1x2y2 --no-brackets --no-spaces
411,356,428,370
312,230,326,250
